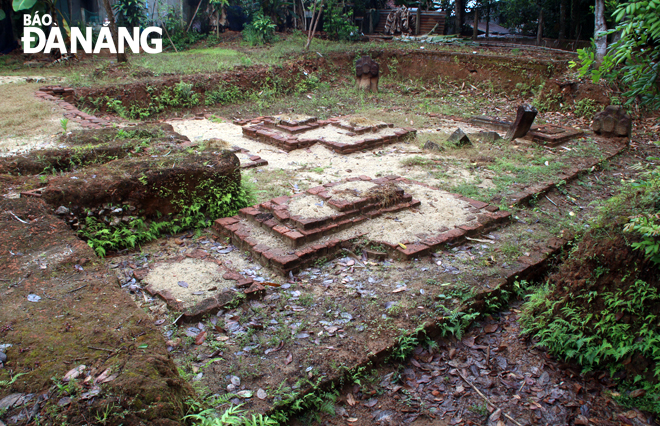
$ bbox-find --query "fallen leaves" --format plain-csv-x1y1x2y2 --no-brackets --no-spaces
194,331,207,345
484,324,498,333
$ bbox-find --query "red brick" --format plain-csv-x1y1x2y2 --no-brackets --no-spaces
328,199,351,211
239,206,260,217
244,283,266,299
215,216,239,227
295,246,316,259
488,210,512,222
311,243,328,255
234,228,250,239
459,223,484,236
272,225,291,235
243,237,259,247
285,230,305,242
236,277,254,288
485,205,500,212
437,228,467,244
307,186,325,195
274,254,299,268
271,196,290,205
396,243,430,259
322,223,338,235
467,199,489,209
222,271,241,281
263,219,278,229
224,223,240,232
325,238,341,250
366,210,382,219
273,209,290,221
253,244,271,254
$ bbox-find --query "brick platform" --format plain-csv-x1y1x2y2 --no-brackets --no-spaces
34,86,113,129
214,175,510,275
235,116,416,153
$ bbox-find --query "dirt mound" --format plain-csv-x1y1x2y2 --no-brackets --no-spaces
0,124,190,176
40,150,240,218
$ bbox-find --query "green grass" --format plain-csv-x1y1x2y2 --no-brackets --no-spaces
132,48,252,74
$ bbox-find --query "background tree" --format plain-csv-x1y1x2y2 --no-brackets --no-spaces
113,0,147,28
576,0,660,109
101,0,128,62
594,0,606,61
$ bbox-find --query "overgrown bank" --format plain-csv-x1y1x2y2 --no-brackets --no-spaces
521,158,660,414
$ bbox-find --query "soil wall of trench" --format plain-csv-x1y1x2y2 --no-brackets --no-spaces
75,49,569,116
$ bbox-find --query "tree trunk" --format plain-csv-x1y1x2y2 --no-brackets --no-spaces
485,0,490,38
594,0,607,62
454,0,462,34
570,0,577,39
67,0,73,22
101,0,127,62
536,7,543,45
304,0,324,51
558,0,566,40
472,7,478,40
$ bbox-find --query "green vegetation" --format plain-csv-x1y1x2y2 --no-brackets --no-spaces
573,0,660,110
134,48,250,75
243,13,277,46
521,158,660,414
624,161,660,264
79,176,257,256
323,0,359,41
113,0,146,27
522,279,660,413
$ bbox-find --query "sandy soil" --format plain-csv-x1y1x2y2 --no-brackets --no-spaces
144,258,235,308
433,118,499,136
0,76,64,85
301,125,398,145
0,134,60,157
273,113,315,123
329,181,378,201
167,119,493,190
338,116,387,128
287,193,341,218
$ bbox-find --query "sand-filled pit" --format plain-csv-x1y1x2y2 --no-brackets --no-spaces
287,193,341,219
302,125,398,145
338,116,387,129
143,258,235,308
329,181,378,201
273,113,315,124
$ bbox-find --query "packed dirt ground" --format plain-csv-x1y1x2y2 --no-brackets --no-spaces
1,34,659,425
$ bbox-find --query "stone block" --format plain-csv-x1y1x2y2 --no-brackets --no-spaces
505,104,538,141
592,105,632,137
